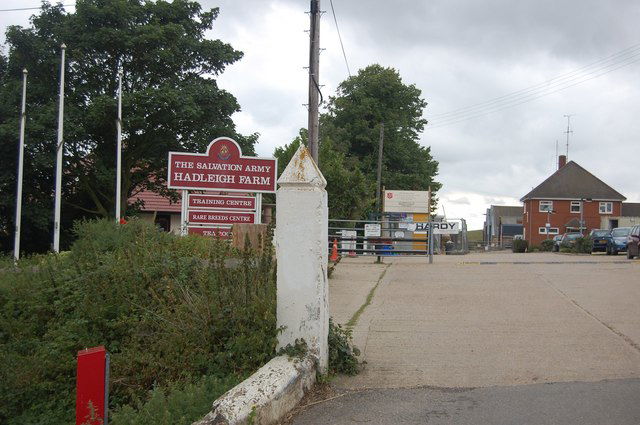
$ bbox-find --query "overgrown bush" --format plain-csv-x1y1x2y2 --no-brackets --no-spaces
512,239,529,253
0,218,278,425
540,239,555,252
328,319,360,375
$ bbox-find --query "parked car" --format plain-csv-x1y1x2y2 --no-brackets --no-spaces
608,227,631,255
627,225,640,259
556,232,583,251
552,234,564,252
589,229,612,253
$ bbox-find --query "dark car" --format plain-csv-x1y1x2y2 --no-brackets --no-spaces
608,227,631,255
558,232,583,251
589,229,612,253
627,225,640,259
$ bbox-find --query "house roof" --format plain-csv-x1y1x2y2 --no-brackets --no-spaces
130,189,255,213
520,161,626,202
131,190,182,213
564,217,582,228
491,205,523,218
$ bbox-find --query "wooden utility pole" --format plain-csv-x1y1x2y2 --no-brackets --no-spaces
376,123,384,215
307,0,320,164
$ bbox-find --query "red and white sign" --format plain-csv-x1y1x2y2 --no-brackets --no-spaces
188,226,231,239
189,210,255,225
189,194,256,210
168,138,277,193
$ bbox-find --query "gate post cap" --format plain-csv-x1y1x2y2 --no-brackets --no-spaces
277,144,326,188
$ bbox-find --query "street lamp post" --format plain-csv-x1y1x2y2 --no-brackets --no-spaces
546,209,556,239
580,198,592,236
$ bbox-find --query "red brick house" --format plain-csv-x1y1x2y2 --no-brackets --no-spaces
520,156,626,245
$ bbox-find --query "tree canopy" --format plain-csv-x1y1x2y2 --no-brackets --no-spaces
0,0,255,253
276,64,440,219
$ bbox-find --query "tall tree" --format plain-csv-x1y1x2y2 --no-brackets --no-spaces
323,64,440,195
0,0,256,253
274,129,372,219
276,65,441,219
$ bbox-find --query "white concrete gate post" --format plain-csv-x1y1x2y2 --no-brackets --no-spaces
276,145,329,372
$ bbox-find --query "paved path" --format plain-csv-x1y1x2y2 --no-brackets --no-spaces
295,252,640,424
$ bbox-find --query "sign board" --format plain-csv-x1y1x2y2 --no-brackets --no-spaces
384,190,430,213
412,221,460,234
189,210,255,225
189,194,256,211
433,221,460,234
188,226,231,239
168,137,277,193
341,229,357,251
364,223,381,237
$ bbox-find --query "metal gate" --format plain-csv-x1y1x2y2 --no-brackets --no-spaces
328,218,468,262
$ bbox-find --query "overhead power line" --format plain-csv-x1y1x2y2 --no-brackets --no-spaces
429,43,640,120
426,44,640,129
0,4,75,12
329,0,351,77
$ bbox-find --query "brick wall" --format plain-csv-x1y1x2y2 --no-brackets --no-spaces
523,199,622,245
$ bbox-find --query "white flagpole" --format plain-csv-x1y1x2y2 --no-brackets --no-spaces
13,69,28,261
115,68,123,222
53,43,66,253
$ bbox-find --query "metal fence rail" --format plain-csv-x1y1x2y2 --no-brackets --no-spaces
328,217,468,262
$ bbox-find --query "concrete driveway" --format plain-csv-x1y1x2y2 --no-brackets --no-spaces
330,252,640,389
292,252,640,424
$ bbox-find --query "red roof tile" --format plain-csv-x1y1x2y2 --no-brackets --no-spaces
130,189,255,213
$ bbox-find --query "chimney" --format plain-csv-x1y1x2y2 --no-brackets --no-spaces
558,155,567,169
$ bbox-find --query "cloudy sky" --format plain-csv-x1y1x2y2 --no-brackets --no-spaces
2,0,640,229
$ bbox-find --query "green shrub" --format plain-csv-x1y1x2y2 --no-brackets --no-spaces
512,239,529,253
110,374,241,425
0,218,278,425
540,239,555,252
328,319,360,375
574,236,593,253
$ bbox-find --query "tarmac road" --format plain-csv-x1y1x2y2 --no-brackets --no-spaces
293,378,640,425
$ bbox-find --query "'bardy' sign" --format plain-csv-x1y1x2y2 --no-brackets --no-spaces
168,138,277,193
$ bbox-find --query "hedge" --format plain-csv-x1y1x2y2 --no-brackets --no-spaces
0,219,278,425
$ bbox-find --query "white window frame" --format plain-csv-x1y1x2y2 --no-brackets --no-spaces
599,202,613,214
539,200,553,212
538,227,559,235
570,201,581,213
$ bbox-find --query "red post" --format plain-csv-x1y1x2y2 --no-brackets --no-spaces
76,346,109,425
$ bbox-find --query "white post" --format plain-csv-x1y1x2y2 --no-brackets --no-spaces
53,43,66,253
181,189,188,235
115,68,123,222
14,69,28,261
255,193,262,224
276,145,328,372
